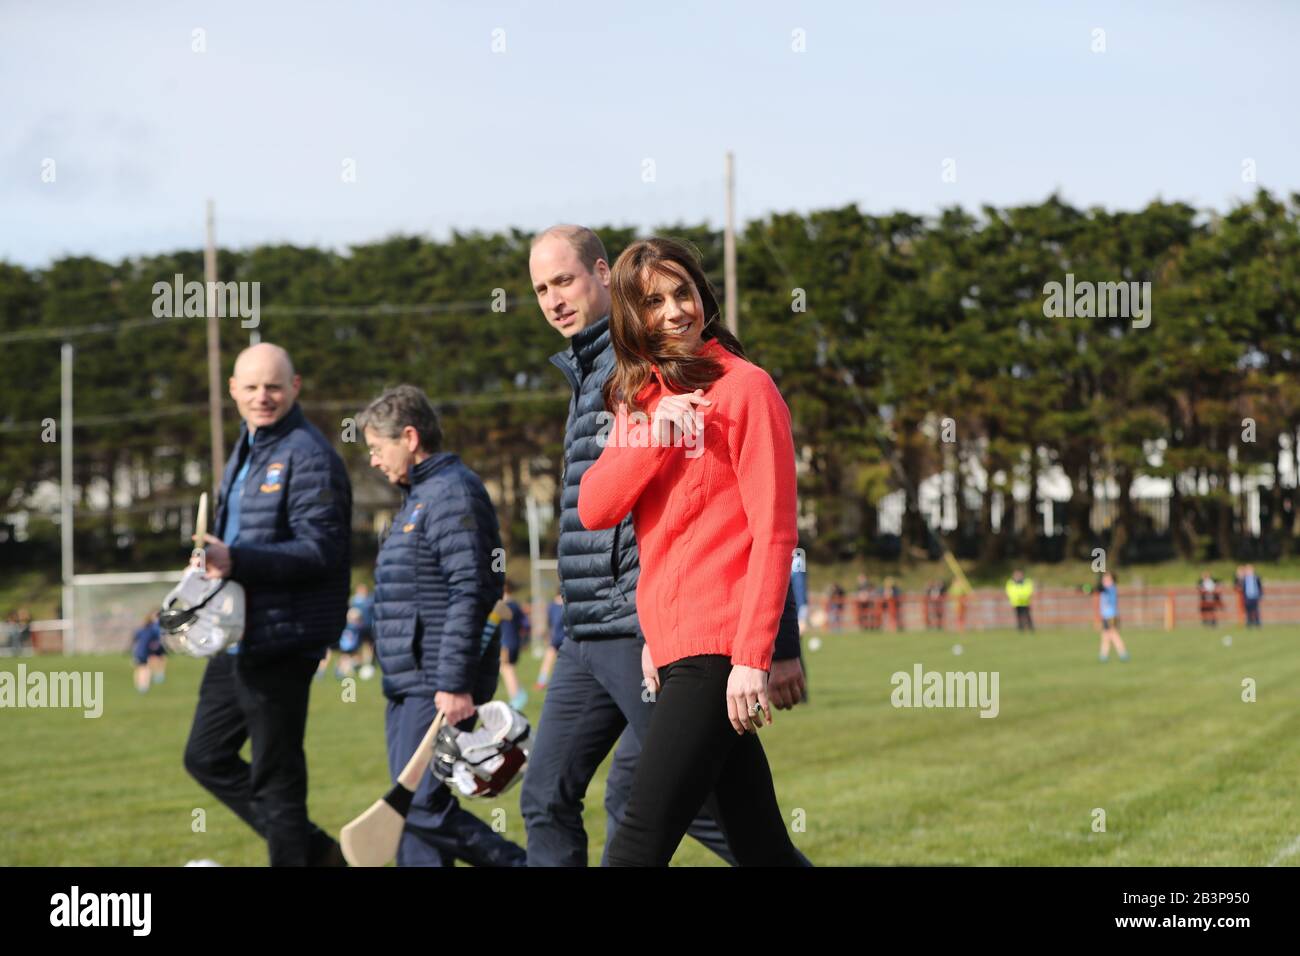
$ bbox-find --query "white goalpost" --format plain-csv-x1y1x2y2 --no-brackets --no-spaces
66,571,183,655
526,496,559,658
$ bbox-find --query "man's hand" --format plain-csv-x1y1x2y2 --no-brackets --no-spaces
435,691,475,727
769,658,807,710
200,535,232,579
641,642,660,698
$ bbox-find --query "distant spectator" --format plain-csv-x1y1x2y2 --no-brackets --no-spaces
131,611,166,692
319,603,366,681
925,580,948,629
536,591,566,689
498,580,530,709
883,576,902,631
855,574,878,630
1006,569,1035,632
3,610,19,653
1097,572,1129,662
10,608,32,654
827,582,847,631
1197,570,1222,628
350,583,376,680
1239,564,1263,628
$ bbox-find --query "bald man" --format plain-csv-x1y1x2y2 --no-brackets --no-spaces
182,343,353,866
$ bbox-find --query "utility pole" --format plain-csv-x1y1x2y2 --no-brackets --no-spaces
724,151,738,336
60,343,75,654
204,200,224,496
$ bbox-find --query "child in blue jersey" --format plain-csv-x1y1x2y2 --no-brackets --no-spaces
536,591,566,689
1098,572,1129,662
131,612,166,692
497,580,530,710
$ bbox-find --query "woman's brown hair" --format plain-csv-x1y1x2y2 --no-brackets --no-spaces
603,237,746,413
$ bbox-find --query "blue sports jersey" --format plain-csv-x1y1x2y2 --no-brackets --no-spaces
499,600,529,647
1100,584,1118,619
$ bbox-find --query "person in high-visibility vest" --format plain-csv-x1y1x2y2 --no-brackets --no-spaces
1006,569,1035,632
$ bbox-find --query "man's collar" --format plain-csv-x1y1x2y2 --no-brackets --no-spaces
242,403,305,444
571,316,611,368
406,451,457,486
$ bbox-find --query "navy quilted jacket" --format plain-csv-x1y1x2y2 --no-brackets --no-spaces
550,318,802,659
372,452,504,701
216,404,352,661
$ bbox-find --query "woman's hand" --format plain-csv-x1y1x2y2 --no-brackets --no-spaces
642,643,660,699
726,664,772,734
651,389,711,447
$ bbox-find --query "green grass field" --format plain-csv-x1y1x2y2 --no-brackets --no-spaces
2,623,1298,866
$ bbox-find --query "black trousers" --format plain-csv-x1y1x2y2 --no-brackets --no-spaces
183,652,336,866
1015,606,1034,631
605,654,805,867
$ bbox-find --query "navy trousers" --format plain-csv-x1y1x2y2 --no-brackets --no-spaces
384,694,526,867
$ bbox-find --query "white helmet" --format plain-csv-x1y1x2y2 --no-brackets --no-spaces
159,567,246,657
432,701,530,798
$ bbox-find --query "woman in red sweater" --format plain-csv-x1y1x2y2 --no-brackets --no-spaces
578,237,806,866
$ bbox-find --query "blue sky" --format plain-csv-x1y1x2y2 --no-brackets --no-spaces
2,0,1297,267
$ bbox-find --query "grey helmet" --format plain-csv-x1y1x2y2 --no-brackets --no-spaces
159,566,245,657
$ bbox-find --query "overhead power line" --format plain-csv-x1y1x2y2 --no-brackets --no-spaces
0,390,567,434
0,297,535,345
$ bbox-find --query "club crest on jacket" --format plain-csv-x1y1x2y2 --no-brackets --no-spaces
259,462,285,493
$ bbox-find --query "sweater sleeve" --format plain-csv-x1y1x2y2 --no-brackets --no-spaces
578,401,678,531
727,372,799,671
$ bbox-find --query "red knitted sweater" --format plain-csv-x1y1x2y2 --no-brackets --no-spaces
577,338,798,671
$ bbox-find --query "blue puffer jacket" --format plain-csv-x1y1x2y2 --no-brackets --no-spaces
550,319,642,640
216,404,352,661
372,452,504,701
550,318,802,659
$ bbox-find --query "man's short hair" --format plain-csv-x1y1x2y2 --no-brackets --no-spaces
357,384,443,454
532,224,608,273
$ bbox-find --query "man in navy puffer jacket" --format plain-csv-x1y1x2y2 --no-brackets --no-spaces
359,384,526,867
183,343,351,866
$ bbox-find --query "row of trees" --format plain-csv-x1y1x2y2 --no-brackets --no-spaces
2,190,1299,572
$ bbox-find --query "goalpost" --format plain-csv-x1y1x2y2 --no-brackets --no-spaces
50,342,192,655
526,496,559,658
67,571,183,655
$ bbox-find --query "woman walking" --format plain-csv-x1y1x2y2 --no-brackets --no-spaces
578,237,806,866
